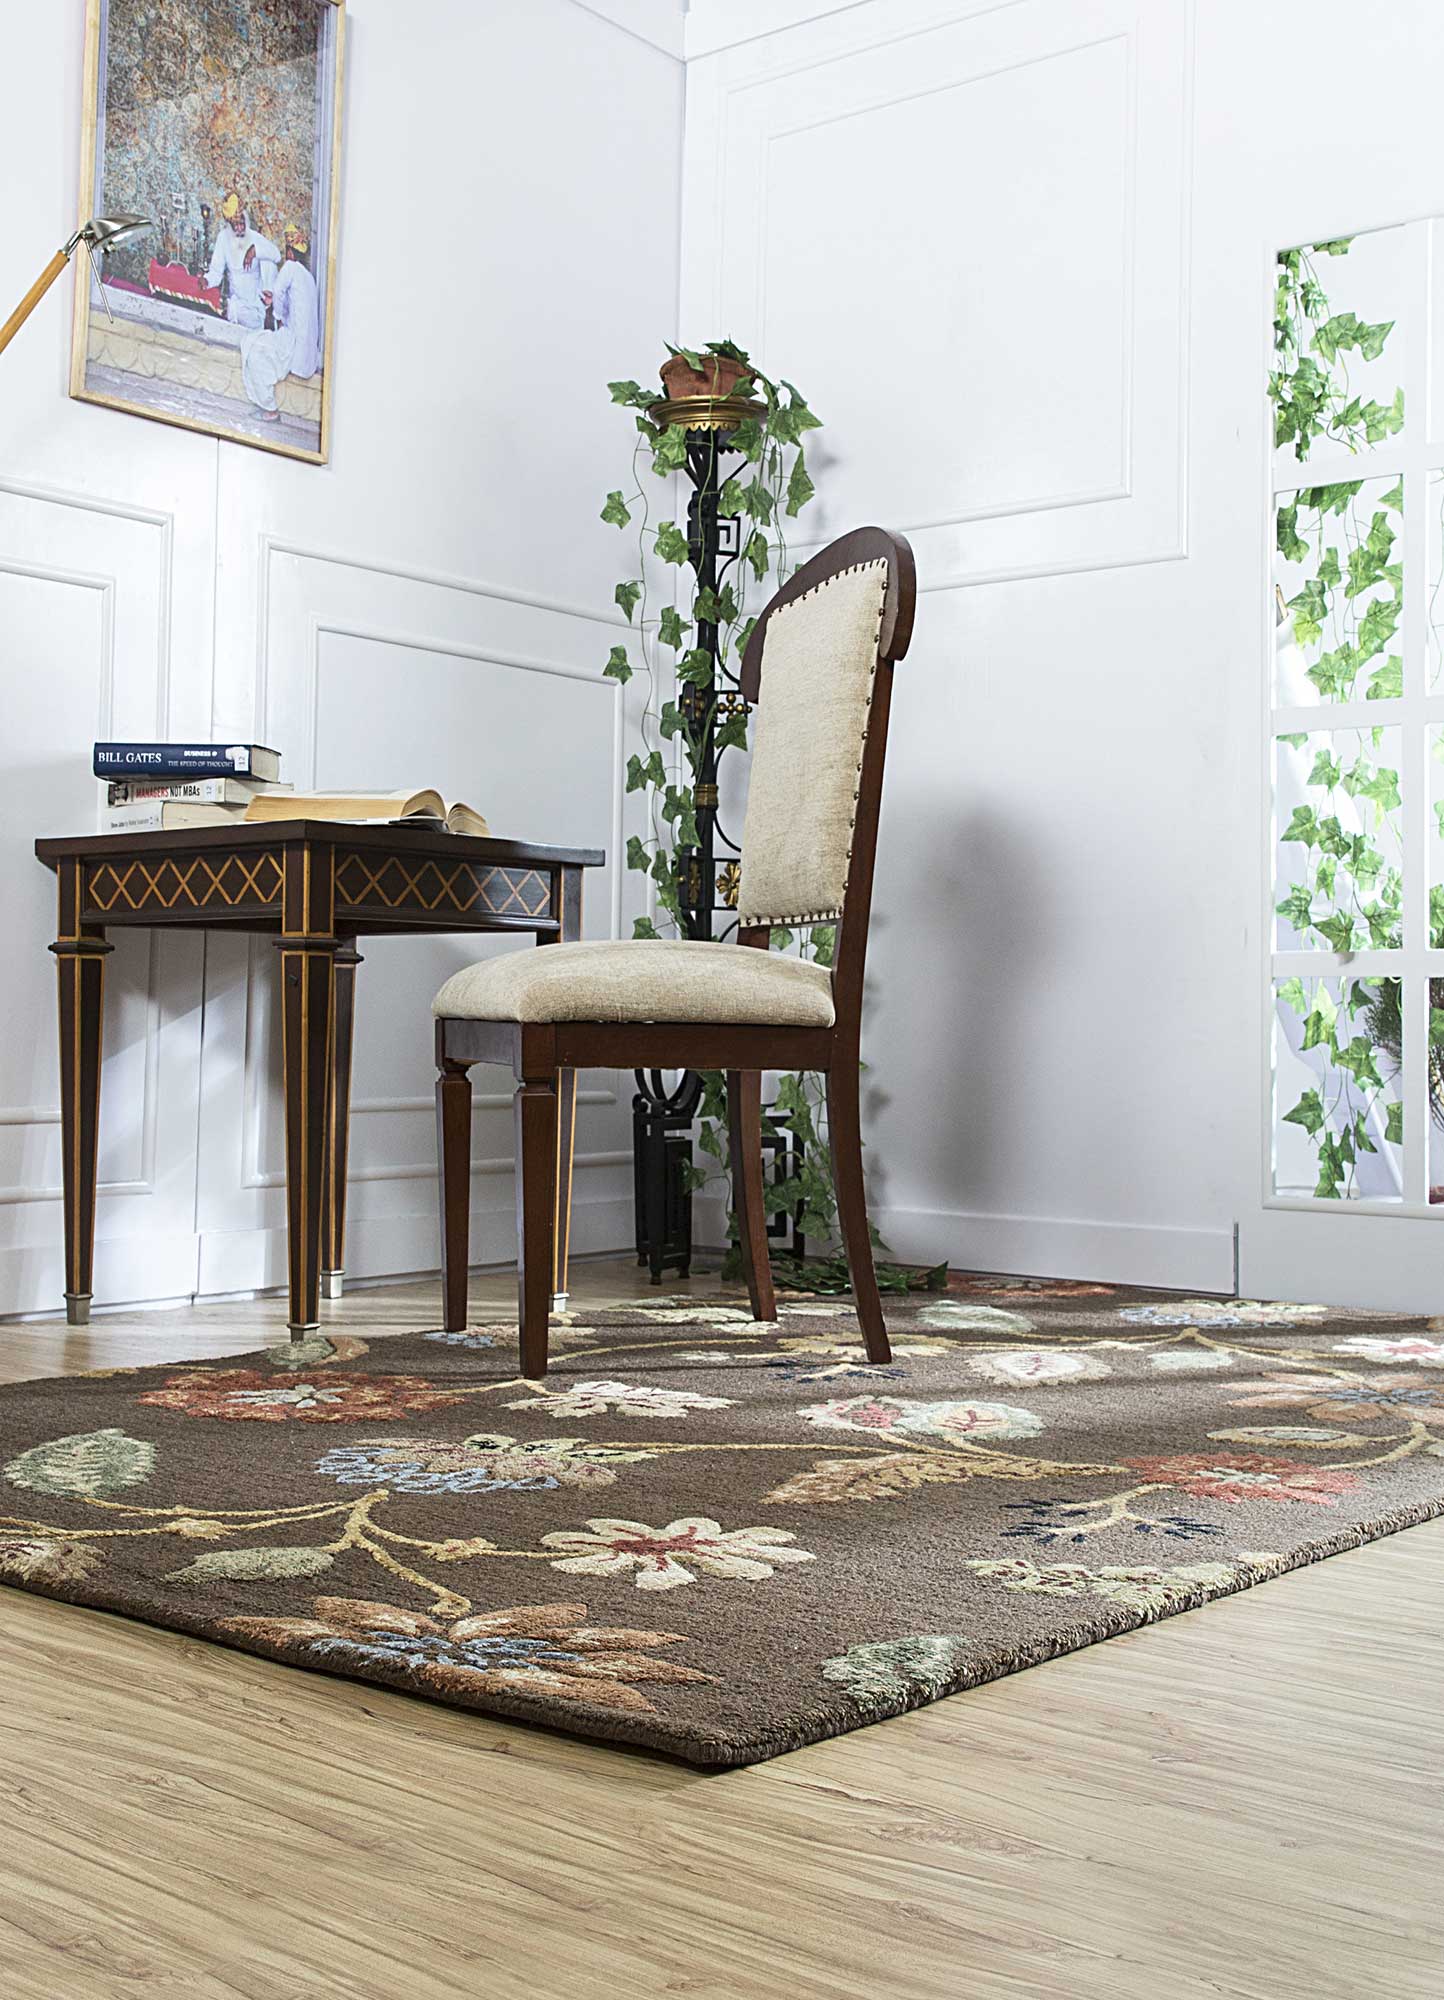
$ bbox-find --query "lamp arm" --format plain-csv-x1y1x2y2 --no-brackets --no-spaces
0,248,71,360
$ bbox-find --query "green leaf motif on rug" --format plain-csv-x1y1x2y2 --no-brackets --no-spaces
5,1427,155,1497
821,1635,968,1712
264,1335,338,1368
173,1546,336,1584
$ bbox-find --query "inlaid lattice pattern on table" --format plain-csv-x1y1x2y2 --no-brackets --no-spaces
85,852,286,915
333,852,552,921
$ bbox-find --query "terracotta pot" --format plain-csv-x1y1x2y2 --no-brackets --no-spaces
659,351,751,400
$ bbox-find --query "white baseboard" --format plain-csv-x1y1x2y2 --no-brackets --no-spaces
196,1191,635,1303
0,1230,201,1321
869,1204,1236,1295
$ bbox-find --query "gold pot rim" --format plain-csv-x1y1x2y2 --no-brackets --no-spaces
648,394,767,433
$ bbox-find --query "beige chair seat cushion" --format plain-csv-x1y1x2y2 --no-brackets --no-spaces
432,939,835,1027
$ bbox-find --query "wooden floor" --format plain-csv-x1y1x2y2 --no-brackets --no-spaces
0,1263,1440,1999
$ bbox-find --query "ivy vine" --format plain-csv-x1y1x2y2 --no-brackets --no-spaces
1272,236,1408,1196
599,339,848,1241
1270,239,1403,459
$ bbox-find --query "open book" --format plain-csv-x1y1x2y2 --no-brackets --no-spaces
243,789,491,837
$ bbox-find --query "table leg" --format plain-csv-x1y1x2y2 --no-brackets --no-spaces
552,1070,577,1310
545,865,583,1312
321,942,361,1301
51,865,112,1326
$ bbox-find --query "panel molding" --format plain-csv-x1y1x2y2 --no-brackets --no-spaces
0,486,174,1211
683,0,1192,591
0,474,174,721
227,543,632,1209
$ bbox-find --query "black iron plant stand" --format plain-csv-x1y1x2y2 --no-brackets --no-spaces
632,391,802,1282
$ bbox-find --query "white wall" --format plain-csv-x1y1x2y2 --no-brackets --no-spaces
11,0,1444,1317
682,0,1444,1306
0,0,684,1314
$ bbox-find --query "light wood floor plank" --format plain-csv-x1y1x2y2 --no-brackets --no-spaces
0,1264,1438,1998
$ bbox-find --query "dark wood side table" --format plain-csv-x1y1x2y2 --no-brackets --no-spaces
35,823,604,1333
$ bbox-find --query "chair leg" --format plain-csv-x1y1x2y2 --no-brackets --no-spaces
727,1071,776,1322
515,1069,559,1379
435,1056,472,1332
826,1063,891,1364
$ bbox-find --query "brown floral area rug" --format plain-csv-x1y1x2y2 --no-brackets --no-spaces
1,1278,1442,1768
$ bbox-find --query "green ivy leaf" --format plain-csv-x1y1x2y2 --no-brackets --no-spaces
729,417,764,463
678,648,714,688
625,750,665,794
625,835,650,873
651,423,689,475
715,708,749,752
658,605,691,649
603,645,633,684
785,452,815,516
740,478,774,523
1384,1101,1404,1145
600,490,632,528
632,916,661,941
615,579,641,622
1367,655,1403,701
1280,1088,1320,1136
745,529,770,580
654,521,690,566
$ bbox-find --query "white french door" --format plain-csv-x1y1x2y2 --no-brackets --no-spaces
1243,215,1444,1311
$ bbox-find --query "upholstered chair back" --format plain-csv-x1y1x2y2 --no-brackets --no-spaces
736,558,891,930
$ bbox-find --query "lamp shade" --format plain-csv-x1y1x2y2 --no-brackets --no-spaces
64,213,153,258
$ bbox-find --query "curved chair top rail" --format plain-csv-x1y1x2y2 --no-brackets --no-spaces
739,524,917,701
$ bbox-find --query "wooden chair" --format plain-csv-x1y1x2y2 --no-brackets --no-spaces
432,525,917,1376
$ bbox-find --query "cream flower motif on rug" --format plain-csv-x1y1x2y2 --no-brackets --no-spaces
1149,1349,1237,1373
798,1395,1043,1444
0,1535,101,1586
1120,1300,1328,1329
506,1380,735,1421
626,1304,759,1326
1333,1335,1444,1367
967,1349,1110,1388
912,1301,1037,1336
778,1334,955,1359
542,1516,815,1592
965,1556,1240,1615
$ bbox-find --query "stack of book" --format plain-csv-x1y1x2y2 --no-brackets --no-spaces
94,744,492,837
96,742,289,830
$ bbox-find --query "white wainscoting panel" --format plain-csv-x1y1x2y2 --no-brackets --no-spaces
195,545,632,1298
0,483,206,1314
682,0,1190,588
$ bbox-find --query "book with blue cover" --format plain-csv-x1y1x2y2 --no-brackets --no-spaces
93,742,282,781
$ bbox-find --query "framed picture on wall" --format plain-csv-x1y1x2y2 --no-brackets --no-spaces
70,0,345,465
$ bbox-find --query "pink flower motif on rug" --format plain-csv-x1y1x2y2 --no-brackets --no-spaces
1122,1452,1361,1505
1334,1336,1444,1367
967,1350,1110,1388
542,1515,815,1591
137,1369,468,1423
799,1395,1044,1444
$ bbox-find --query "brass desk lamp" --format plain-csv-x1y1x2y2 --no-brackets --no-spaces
0,213,154,358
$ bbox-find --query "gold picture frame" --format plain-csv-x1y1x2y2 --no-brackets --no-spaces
70,0,345,466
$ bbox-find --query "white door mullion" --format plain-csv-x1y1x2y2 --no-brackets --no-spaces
1399,222,1431,1202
